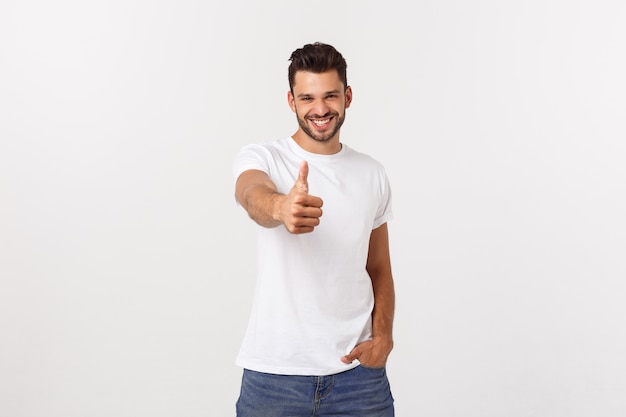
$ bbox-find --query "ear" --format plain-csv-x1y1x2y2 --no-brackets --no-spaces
344,86,353,109
287,90,296,113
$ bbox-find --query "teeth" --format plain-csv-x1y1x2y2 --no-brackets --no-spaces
312,119,330,126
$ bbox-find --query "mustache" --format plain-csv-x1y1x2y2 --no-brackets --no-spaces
306,111,337,119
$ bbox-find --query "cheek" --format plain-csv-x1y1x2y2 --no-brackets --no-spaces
294,105,309,117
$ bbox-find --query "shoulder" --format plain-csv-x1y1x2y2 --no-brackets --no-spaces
232,138,295,181
236,138,291,159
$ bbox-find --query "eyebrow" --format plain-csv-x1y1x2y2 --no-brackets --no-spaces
296,90,342,99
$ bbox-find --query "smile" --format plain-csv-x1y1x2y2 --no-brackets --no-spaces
311,118,331,127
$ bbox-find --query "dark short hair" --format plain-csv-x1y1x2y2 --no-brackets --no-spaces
288,42,348,92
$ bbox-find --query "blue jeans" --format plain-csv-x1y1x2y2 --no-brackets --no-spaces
236,365,394,417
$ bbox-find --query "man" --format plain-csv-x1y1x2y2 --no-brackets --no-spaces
232,42,395,417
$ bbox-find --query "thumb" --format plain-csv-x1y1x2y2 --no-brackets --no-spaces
295,160,309,193
341,347,360,364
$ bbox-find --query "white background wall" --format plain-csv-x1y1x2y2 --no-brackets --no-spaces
1,1,625,416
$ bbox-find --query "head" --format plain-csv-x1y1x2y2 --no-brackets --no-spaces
287,43,352,148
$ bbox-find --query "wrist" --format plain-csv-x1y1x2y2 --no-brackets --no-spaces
271,193,286,223
372,334,394,350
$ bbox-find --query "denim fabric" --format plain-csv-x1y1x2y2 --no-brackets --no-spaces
236,365,394,417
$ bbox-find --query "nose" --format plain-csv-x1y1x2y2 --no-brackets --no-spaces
310,99,331,118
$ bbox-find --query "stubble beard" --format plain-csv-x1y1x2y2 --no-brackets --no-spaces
296,109,346,143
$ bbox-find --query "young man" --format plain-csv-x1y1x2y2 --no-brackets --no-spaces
232,42,395,417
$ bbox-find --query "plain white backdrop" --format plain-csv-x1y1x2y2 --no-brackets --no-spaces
1,1,625,416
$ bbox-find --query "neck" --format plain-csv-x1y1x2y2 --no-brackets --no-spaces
291,130,342,155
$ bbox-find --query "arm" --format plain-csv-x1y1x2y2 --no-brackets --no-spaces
342,222,395,367
234,162,324,234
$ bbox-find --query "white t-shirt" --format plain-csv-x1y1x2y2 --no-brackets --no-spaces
232,137,393,376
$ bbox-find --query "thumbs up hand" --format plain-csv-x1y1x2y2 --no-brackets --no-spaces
278,161,323,234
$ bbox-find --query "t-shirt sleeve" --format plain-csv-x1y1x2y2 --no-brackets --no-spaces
232,144,272,185
372,167,394,229
231,144,273,206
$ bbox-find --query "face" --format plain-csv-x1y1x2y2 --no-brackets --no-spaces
288,70,352,144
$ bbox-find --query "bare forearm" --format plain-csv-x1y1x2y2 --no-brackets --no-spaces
371,272,395,343
366,223,395,343
241,184,284,228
